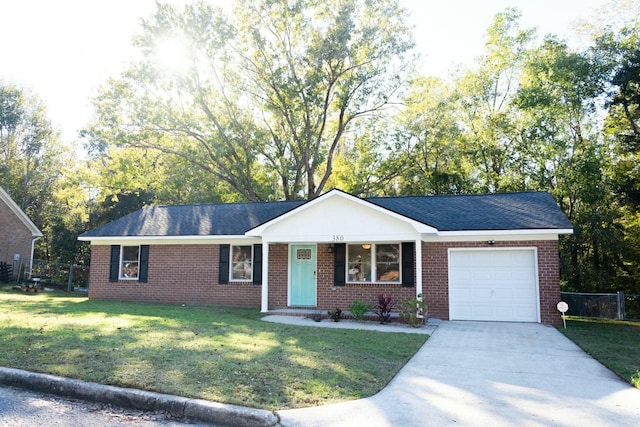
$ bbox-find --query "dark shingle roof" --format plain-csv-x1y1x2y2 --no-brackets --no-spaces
80,200,305,237
369,191,572,231
79,191,571,238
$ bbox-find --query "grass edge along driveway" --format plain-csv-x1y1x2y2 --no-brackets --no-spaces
558,316,640,388
0,288,427,410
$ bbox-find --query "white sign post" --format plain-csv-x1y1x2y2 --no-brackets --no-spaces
557,301,569,329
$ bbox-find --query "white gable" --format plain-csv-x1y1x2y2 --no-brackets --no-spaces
247,190,436,242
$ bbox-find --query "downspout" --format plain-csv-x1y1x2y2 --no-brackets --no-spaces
415,237,423,298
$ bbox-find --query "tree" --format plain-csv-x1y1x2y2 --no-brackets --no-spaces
0,84,60,210
324,117,405,197
0,83,70,261
454,8,534,192
391,76,474,195
599,23,640,291
86,0,415,201
515,37,624,292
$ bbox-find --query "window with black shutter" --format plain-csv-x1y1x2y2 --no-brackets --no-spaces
252,244,262,285
219,244,230,284
401,242,415,287
138,245,149,283
109,245,120,282
334,243,346,286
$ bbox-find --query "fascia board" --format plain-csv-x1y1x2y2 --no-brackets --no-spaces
77,235,261,245
421,229,574,242
436,228,574,237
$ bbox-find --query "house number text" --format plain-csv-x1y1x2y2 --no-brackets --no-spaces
332,235,344,241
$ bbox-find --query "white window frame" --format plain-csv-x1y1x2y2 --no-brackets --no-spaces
346,243,401,284
119,245,140,280
230,245,253,282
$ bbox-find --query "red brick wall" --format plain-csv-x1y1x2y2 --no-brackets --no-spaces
88,240,562,325
0,200,33,265
88,244,261,306
267,244,288,309
423,240,561,326
266,243,416,311
537,241,562,325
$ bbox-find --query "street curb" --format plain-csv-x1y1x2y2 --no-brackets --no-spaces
0,367,279,427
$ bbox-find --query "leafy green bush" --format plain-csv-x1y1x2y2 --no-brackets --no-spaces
349,300,371,320
398,293,427,327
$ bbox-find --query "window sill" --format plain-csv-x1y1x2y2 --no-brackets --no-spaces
345,282,401,286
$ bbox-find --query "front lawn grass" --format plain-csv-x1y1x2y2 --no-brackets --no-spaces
0,286,427,410
559,316,640,388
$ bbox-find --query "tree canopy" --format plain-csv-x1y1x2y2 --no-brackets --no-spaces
85,0,415,201
2,0,639,292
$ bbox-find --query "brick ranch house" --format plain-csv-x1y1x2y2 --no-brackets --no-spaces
0,186,43,277
79,189,573,325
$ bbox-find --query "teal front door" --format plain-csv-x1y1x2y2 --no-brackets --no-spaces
290,244,317,306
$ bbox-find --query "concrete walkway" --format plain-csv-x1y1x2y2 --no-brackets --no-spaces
261,314,437,334
277,321,640,427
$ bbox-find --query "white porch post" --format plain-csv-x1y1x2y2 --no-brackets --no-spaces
260,242,270,313
415,238,423,297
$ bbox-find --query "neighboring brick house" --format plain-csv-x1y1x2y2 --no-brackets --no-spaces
0,186,43,277
79,189,573,325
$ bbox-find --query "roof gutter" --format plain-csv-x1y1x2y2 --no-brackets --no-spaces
435,228,574,237
77,235,261,245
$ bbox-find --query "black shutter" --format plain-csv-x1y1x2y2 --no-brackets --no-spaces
252,244,262,285
109,245,120,282
219,244,230,284
138,245,150,283
402,242,415,287
334,243,346,286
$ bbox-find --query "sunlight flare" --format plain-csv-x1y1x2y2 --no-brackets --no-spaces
154,35,191,75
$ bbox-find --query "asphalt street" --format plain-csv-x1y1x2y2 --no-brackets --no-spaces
0,386,211,427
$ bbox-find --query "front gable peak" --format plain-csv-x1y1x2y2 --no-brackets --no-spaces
246,189,436,242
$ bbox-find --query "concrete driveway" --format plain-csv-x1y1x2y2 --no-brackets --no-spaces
277,321,640,427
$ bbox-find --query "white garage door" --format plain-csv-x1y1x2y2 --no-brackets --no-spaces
449,249,539,322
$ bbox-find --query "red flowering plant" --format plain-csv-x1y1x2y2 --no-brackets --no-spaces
374,294,396,324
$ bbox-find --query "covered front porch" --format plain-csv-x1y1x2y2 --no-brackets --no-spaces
243,191,435,313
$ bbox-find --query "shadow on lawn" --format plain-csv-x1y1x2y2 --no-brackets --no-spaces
0,289,424,409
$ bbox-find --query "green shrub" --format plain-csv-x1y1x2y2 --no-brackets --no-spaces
349,300,371,320
398,293,427,327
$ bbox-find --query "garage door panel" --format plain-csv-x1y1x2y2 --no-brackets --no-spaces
451,303,537,322
508,251,536,266
449,249,539,322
